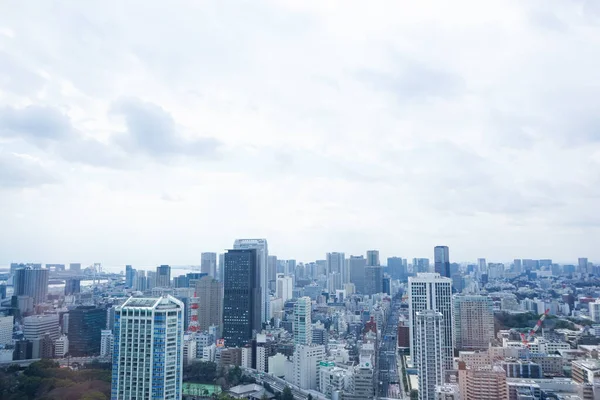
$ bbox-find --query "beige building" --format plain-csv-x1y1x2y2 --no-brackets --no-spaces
454,295,494,351
458,361,508,400
196,276,223,335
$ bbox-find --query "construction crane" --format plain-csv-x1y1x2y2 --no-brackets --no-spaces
520,308,550,346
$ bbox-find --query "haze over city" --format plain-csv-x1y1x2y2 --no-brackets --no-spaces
2,1,600,265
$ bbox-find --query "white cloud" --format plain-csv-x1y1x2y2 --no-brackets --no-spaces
0,0,599,266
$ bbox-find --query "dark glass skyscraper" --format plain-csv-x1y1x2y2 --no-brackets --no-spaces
434,246,451,278
156,265,171,288
387,257,407,281
68,306,107,356
223,249,260,347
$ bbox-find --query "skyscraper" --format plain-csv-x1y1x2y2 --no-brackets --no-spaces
64,278,81,295
327,252,346,286
387,257,407,281
156,265,171,288
111,296,184,400
454,295,494,350
68,306,107,356
434,246,450,278
409,273,454,370
276,274,293,302
412,258,430,273
125,265,135,288
233,239,269,323
415,310,445,400
196,275,223,335
201,252,217,277
69,263,81,274
267,255,278,285
349,256,366,293
579,257,589,273
294,297,312,345
364,266,383,295
223,249,261,347
13,267,49,304
366,250,380,266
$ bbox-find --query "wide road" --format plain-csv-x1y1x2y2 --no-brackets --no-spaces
378,297,402,398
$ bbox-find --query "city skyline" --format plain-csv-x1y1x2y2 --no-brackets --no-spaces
1,2,600,265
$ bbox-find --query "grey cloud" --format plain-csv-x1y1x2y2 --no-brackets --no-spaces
0,105,73,143
0,152,58,188
110,97,221,158
0,51,45,96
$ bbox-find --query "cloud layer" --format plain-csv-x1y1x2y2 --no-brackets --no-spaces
1,0,599,266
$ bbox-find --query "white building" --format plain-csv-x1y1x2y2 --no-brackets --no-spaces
111,296,184,400
0,315,13,345
409,273,454,370
100,329,113,358
319,362,348,398
276,274,293,302
23,314,60,341
241,347,252,368
269,353,288,378
234,239,269,323
415,310,445,400
292,344,326,390
54,334,69,357
294,297,312,345
183,335,197,365
202,343,217,362
590,299,600,323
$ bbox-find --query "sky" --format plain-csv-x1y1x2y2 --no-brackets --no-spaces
1,0,600,267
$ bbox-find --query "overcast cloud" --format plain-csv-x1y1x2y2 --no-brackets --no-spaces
1,0,600,267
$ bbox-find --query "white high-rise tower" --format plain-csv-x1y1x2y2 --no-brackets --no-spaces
409,273,454,370
294,296,312,345
233,239,269,323
415,310,445,400
111,296,184,400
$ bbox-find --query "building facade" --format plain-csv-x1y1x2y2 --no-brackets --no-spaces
233,239,269,324
434,246,450,278
415,310,445,400
454,295,494,350
68,306,107,356
13,267,49,304
196,276,223,335
201,252,217,278
294,297,312,345
156,265,171,288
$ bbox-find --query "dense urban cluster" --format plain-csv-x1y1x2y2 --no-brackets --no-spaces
1,241,600,400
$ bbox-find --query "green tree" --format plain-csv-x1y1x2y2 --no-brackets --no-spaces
307,394,313,400
282,386,294,400
81,390,108,400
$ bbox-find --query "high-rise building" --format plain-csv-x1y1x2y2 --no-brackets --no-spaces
64,278,81,295
111,296,184,400
218,253,225,281
413,258,430,273
156,265,171,288
0,284,6,299
201,253,217,277
513,259,522,273
68,306,107,356
458,362,508,400
364,266,383,295
69,263,81,274
387,257,407,281
344,355,375,400
409,273,454,370
54,334,69,357
276,274,293,302
366,250,380,266
100,329,113,358
294,297,312,345
454,295,494,350
579,257,589,273
125,265,135,288
23,314,60,341
590,299,600,323
223,249,261,347
267,255,278,285
196,276,223,335
415,310,444,400
327,252,346,286
477,258,487,273
434,246,450,278
233,239,269,323
349,256,367,293
0,315,13,345
13,267,49,304
292,344,326,390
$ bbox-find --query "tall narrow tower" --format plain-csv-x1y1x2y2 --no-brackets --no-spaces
233,239,269,323
415,310,445,400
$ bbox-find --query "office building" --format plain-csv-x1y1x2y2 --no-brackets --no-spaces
388,257,407,281
349,256,366,294
454,295,494,350
294,297,312,345
344,355,375,400
413,258,430,273
64,278,81,295
54,334,69,357
111,296,184,400
501,360,542,378
156,265,171,288
458,362,508,400
590,299,600,323
196,275,223,334
0,284,6,299
68,306,107,356
23,314,60,341
415,310,445,400
579,257,590,273
13,267,49,304
327,252,346,286
0,315,13,345
409,273,454,370
276,274,293,302
434,246,450,278
223,249,261,347
267,255,278,285
69,263,81,274
292,344,326,390
100,330,113,358
366,250,380,266
125,265,135,288
233,239,269,324
364,265,383,295
201,252,217,278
